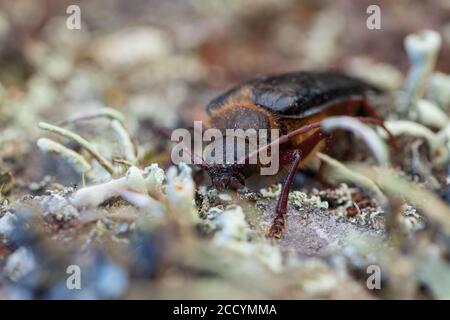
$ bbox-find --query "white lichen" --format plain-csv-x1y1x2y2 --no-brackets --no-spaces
347,57,404,90
39,121,115,175
111,119,137,165
415,99,449,129
428,72,450,111
321,116,389,165
142,164,165,199
166,163,196,220
116,189,165,217
37,193,80,221
351,164,450,236
303,10,344,67
290,191,329,209
211,205,250,246
313,183,353,209
382,120,450,168
0,211,17,238
260,184,328,209
71,166,153,208
400,203,425,232
316,153,386,204
381,120,436,148
260,184,282,198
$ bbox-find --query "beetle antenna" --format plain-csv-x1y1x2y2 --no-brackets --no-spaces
154,125,208,169
239,121,323,164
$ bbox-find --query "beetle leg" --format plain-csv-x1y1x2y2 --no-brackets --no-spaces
267,130,328,238
242,115,395,165
341,96,382,120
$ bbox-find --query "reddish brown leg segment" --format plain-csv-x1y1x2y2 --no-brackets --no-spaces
267,150,301,238
267,130,327,238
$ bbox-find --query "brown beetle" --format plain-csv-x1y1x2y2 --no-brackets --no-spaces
199,71,391,238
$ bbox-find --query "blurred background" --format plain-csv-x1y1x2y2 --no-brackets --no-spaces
1,0,450,300
1,0,450,181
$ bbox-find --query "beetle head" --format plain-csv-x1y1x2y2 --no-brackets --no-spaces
203,136,260,190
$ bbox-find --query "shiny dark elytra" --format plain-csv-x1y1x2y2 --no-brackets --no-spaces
202,71,387,239
207,71,382,117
